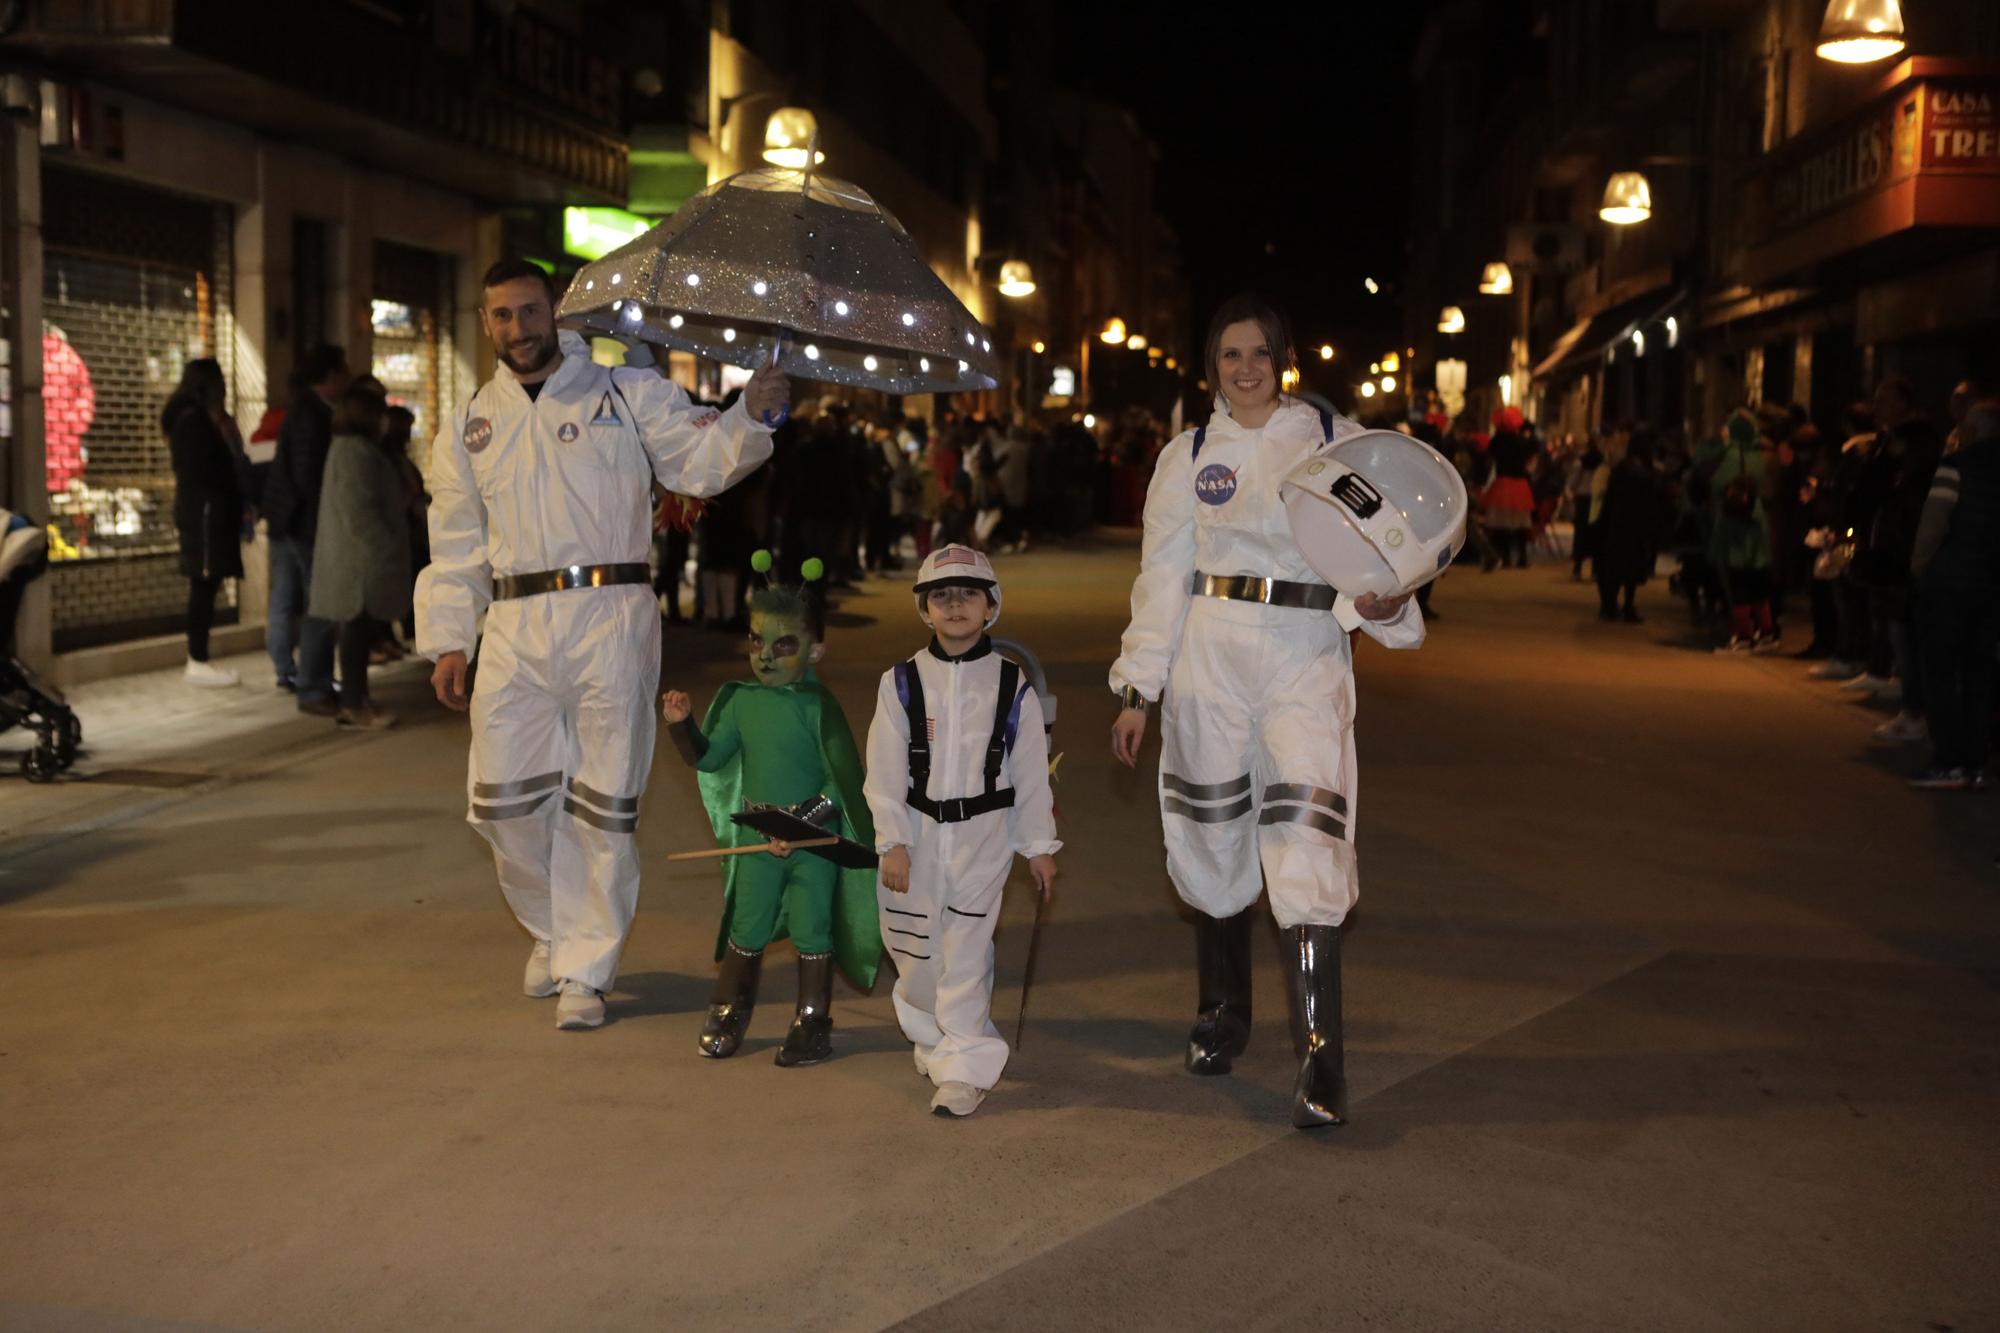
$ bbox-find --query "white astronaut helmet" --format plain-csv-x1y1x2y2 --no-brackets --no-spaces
912,543,1003,629
1280,430,1469,598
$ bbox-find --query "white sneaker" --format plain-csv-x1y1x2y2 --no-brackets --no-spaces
184,658,240,688
1839,673,1891,694
1808,658,1858,680
930,1081,985,1118
556,982,605,1030
523,941,558,998
1872,712,1927,744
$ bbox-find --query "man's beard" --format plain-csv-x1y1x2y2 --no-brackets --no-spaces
499,334,557,378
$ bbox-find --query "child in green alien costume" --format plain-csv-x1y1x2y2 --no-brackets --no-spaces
661,553,881,1065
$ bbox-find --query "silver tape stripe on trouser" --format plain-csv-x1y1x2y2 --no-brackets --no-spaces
1162,771,1255,826
472,790,558,821
1162,771,1252,801
569,777,640,813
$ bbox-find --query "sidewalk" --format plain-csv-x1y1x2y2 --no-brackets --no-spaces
0,641,429,854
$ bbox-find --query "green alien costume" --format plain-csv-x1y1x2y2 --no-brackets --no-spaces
688,669,882,990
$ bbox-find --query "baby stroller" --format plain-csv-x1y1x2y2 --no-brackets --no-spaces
1,507,81,782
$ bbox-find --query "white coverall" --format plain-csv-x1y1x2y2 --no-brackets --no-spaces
1109,397,1424,929
864,641,1060,1091
417,330,773,993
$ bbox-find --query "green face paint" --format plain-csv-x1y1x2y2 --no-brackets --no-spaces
747,606,815,686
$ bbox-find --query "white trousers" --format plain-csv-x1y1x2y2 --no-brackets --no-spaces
879,815,1012,1091
1158,599,1360,929
466,585,659,994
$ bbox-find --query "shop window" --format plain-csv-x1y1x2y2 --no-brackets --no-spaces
371,241,456,469
38,168,235,648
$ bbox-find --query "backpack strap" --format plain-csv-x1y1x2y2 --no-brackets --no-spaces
1191,424,1207,459
895,660,930,804
1318,408,1334,443
983,659,1022,796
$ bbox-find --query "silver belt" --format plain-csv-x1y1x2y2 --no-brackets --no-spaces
494,562,651,601
1189,571,1337,611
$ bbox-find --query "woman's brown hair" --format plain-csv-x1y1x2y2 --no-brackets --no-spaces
333,377,389,439
1203,292,1296,400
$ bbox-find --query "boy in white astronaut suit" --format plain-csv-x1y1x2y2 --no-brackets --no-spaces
864,545,1059,1118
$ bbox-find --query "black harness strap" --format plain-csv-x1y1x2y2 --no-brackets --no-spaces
898,657,1021,824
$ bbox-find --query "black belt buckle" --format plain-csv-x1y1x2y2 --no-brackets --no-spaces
938,797,968,822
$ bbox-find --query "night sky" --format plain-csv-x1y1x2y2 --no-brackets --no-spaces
1057,4,1449,368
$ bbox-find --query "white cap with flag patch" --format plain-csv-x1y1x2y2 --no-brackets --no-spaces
912,543,1002,628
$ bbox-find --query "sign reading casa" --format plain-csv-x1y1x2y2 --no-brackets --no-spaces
1923,84,2000,169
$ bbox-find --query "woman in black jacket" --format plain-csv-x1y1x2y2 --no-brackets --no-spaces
164,358,244,687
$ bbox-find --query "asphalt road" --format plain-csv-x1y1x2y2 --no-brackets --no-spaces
3,534,1995,1331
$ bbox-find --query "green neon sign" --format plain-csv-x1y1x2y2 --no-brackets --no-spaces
564,207,655,262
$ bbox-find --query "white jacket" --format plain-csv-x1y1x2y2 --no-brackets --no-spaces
416,331,773,659
864,642,1062,860
1109,396,1424,701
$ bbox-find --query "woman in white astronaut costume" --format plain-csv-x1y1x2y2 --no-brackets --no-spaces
418,260,785,1030
1110,293,1422,1127
864,546,1059,1117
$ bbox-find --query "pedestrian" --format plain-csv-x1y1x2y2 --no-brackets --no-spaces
308,377,409,730
863,545,1059,1117
1482,406,1536,568
1568,439,1605,580
416,257,787,1030
1909,399,2000,790
381,404,428,651
1109,293,1425,1129
163,358,245,688
1594,427,1665,623
1704,409,1780,654
262,343,352,709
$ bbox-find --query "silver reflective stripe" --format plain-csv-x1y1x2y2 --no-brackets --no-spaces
1164,794,1254,823
1258,804,1347,840
1162,771,1252,800
568,778,640,814
564,797,639,834
473,771,563,800
471,791,555,821
1263,783,1347,816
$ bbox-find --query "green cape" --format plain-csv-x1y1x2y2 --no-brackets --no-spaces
695,671,882,990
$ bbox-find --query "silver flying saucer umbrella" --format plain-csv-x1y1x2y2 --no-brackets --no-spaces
557,161,1001,396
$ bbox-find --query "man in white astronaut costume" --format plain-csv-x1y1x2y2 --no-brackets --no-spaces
418,258,787,1029
1110,296,1422,1127
864,546,1059,1117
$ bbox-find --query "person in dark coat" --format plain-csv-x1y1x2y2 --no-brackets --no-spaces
1594,427,1666,623
165,358,245,687
260,343,350,709
307,378,408,729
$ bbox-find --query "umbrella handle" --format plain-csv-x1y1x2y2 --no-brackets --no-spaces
761,331,791,428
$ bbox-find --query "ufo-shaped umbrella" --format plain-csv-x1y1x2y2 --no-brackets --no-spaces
557,164,1001,395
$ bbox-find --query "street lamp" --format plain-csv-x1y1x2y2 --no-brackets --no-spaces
762,107,825,168
1816,0,1905,63
1478,261,1514,295
1363,277,1380,294
1360,381,1377,399
1600,172,1653,224
1126,334,1148,351
1381,375,1397,393
1382,351,1400,373
1437,306,1466,334
998,260,1038,298
1319,344,1335,361
1031,340,1046,354
1099,317,1127,345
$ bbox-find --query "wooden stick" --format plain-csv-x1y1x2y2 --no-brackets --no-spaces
665,836,842,862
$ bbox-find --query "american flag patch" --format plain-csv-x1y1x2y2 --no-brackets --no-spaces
692,409,720,428
926,716,936,741
934,547,978,567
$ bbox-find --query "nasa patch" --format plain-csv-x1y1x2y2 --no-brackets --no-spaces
463,417,493,454
558,422,579,443
1194,463,1239,506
